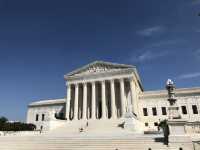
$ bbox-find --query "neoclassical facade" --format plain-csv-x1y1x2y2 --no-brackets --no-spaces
64,61,142,121
27,61,200,132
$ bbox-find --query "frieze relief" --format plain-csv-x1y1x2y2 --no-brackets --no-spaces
76,65,120,75
87,65,109,73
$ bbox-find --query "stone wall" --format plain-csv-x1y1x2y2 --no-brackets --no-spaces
27,103,65,130
138,88,200,132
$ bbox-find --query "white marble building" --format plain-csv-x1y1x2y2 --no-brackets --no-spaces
27,61,200,133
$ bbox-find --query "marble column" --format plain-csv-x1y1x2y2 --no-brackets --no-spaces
91,82,96,119
120,78,126,117
110,79,117,119
129,78,137,116
66,83,71,120
74,83,79,120
101,80,107,119
82,82,87,120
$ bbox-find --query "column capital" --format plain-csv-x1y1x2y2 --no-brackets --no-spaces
110,79,115,83
119,78,124,82
101,80,106,84
69,83,72,86
66,82,72,87
128,77,134,82
75,83,79,87
83,82,87,86
91,81,96,85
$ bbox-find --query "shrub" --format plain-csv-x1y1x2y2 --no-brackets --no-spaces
0,116,36,131
0,117,8,124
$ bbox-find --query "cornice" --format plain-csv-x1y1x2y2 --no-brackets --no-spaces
28,98,65,107
65,60,135,77
140,87,200,99
65,68,135,83
63,61,144,91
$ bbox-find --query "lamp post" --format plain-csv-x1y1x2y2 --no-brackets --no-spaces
166,79,181,120
165,79,193,149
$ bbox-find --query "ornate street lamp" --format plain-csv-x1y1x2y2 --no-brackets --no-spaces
166,79,181,120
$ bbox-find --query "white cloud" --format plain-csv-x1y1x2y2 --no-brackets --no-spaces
137,26,165,37
178,72,200,79
131,51,168,63
194,49,200,58
197,49,200,54
191,0,200,5
150,39,184,47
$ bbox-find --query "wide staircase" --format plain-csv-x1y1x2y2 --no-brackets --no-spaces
48,119,127,135
0,134,169,150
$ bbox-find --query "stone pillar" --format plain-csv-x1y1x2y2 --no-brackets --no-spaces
120,78,126,117
101,80,107,119
129,78,137,116
82,82,87,120
91,82,96,119
110,79,117,119
66,83,71,120
74,83,79,120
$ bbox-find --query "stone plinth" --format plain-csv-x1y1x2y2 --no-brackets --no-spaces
124,112,144,133
168,119,186,136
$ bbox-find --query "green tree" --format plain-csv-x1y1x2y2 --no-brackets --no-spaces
0,116,36,131
0,117,8,124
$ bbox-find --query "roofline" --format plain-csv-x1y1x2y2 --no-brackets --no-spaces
140,87,200,99
63,60,144,91
64,61,135,77
28,98,65,107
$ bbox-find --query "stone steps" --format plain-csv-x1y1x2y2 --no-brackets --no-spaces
0,136,169,150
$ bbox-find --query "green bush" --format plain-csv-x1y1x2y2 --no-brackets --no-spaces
0,116,36,131
0,117,8,124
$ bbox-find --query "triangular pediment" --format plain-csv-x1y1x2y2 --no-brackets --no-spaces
66,61,135,77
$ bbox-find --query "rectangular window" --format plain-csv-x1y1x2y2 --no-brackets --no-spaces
154,122,158,126
42,114,45,121
36,114,39,121
143,108,148,116
192,105,198,114
152,107,157,116
181,106,187,114
145,123,148,127
161,107,167,115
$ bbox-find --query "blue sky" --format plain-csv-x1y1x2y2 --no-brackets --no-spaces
0,0,200,121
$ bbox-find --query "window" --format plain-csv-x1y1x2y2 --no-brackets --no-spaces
192,105,198,114
181,106,187,114
42,114,45,121
143,108,148,116
152,107,157,116
154,122,158,126
145,123,148,127
36,114,39,121
161,107,167,115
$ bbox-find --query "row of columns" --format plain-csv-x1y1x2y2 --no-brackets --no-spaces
65,78,136,120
